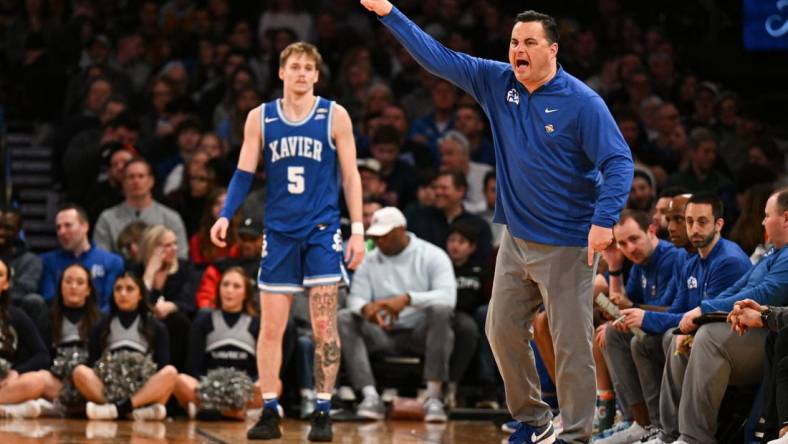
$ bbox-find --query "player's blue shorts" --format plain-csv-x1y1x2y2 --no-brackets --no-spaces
257,222,346,294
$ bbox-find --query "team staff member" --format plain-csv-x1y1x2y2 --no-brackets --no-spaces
360,2,634,442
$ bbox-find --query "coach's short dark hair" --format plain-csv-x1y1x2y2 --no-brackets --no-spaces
515,11,559,44
617,209,651,233
687,192,724,221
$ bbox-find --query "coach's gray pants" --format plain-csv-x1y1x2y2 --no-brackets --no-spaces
660,323,767,444
486,228,597,444
338,305,454,389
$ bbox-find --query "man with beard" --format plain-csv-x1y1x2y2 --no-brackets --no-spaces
603,193,750,442
595,195,700,443
646,189,788,443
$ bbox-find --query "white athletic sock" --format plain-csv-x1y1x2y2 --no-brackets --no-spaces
35,398,61,417
132,403,167,421
86,401,118,420
0,400,42,418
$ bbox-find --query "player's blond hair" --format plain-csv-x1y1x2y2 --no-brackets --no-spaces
279,42,323,69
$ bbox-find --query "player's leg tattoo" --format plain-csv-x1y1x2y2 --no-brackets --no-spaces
309,285,341,393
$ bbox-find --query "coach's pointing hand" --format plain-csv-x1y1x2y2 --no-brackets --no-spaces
360,0,393,16
209,217,230,248
587,224,613,266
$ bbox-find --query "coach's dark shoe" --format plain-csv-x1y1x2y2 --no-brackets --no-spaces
307,410,333,442
247,407,282,440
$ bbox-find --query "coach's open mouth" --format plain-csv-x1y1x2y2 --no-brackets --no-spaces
515,59,530,73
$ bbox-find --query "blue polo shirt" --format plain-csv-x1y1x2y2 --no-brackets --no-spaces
381,7,633,247
651,248,694,307
625,240,680,306
39,245,125,312
701,245,788,313
641,238,751,334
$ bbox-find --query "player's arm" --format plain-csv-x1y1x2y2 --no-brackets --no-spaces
209,107,262,247
333,104,365,270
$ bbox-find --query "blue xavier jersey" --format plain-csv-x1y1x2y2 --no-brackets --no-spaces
261,97,340,237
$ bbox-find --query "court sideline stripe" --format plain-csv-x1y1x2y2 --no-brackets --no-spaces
195,427,228,444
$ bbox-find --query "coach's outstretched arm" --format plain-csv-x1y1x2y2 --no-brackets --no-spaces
209,107,261,247
360,0,491,100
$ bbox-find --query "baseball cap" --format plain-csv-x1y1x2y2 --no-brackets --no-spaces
366,207,407,237
357,158,381,174
237,209,263,236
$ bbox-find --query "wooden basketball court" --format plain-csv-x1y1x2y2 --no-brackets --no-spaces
0,418,506,443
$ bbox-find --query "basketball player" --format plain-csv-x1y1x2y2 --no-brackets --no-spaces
210,42,365,442
360,2,634,443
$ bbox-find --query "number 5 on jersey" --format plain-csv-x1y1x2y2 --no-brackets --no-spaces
288,166,305,194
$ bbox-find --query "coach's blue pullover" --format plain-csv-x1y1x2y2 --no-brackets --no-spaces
40,245,124,312
640,238,750,334
625,240,679,306
701,246,788,313
381,7,633,246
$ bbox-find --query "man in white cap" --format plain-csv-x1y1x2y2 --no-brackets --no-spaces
337,207,457,422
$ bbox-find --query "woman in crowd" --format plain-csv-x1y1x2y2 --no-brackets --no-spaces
72,272,176,420
174,267,261,419
0,258,51,417
135,225,197,371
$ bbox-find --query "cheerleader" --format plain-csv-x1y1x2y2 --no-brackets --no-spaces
72,272,177,420
0,258,51,417
29,263,101,415
174,267,261,419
